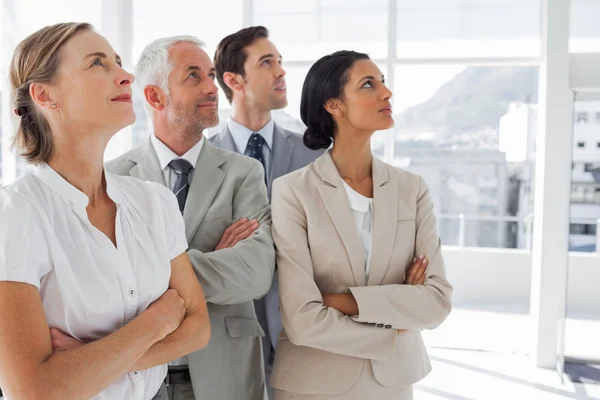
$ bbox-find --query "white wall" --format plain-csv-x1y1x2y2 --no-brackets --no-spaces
443,246,600,316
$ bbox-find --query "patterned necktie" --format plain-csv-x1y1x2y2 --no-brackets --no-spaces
247,133,266,171
168,158,193,213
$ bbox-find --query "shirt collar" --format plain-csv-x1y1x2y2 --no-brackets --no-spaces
33,163,119,211
227,117,274,154
150,134,204,172
342,180,372,213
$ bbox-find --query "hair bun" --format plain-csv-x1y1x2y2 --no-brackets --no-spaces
303,127,332,150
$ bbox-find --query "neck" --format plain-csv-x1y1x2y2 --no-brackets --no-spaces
330,130,373,182
47,127,109,205
230,100,271,132
153,114,203,156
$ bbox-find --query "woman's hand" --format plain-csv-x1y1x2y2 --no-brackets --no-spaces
144,288,186,340
396,255,428,334
50,328,85,353
404,255,428,285
322,293,359,316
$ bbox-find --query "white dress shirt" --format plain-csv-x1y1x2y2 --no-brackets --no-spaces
227,117,273,183
149,134,204,367
150,133,204,190
0,164,188,400
342,181,374,284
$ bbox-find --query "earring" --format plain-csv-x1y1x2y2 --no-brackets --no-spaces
51,104,57,109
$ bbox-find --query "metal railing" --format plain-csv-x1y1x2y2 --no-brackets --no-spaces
438,213,600,252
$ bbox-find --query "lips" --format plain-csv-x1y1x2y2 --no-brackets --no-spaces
111,93,132,102
379,106,392,113
198,102,218,109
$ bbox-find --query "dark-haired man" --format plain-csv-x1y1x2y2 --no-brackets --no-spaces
211,26,323,398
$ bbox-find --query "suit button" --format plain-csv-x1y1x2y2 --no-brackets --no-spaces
385,325,392,329
369,323,376,326
377,324,384,328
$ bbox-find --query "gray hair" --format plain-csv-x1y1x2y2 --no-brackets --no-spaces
135,35,206,115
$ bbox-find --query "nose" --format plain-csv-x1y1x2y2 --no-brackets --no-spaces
381,83,392,100
204,75,219,95
276,63,286,78
116,68,135,87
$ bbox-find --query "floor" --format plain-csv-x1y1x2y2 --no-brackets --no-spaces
417,348,599,400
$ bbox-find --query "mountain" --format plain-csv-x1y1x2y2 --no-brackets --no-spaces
395,66,539,136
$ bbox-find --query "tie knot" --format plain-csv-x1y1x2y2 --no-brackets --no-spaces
248,133,265,150
169,158,193,175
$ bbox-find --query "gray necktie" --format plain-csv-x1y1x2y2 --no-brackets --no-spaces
169,159,193,213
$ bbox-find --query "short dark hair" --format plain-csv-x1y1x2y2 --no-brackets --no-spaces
214,26,269,103
301,50,370,151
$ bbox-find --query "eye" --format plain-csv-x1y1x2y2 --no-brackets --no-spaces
209,73,216,80
188,71,199,79
116,59,123,67
362,80,374,89
261,59,271,66
91,58,104,67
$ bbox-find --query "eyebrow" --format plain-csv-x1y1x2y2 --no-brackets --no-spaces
359,75,385,83
185,65,216,73
85,52,122,63
258,53,282,63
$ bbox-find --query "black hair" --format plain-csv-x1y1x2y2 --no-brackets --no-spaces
300,50,370,150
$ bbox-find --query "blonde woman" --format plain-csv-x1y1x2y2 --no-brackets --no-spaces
0,23,210,400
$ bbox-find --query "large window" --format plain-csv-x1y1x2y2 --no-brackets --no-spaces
396,0,541,58
253,0,389,61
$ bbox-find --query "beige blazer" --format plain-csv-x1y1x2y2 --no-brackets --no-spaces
270,151,452,396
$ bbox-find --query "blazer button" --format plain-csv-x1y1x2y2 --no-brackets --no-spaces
369,322,376,326
385,325,392,329
377,324,384,328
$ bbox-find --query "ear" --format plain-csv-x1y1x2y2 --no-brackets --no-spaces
29,83,57,110
144,85,166,111
223,72,244,96
324,98,344,117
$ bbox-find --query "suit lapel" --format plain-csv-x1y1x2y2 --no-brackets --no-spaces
182,140,227,242
367,157,398,286
270,124,293,185
128,139,167,185
315,153,366,287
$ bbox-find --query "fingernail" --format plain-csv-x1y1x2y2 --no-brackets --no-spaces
419,254,425,260
423,259,428,264
413,258,417,262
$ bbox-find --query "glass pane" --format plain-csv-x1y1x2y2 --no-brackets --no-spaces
130,0,243,147
570,0,600,53
253,0,389,61
394,65,539,249
565,98,600,363
397,0,541,58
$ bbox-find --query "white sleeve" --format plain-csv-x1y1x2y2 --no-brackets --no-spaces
151,183,189,260
0,191,52,289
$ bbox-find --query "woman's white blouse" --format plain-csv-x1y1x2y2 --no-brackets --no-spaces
341,181,374,284
0,164,188,400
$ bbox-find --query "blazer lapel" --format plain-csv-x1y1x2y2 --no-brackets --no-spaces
182,140,227,242
128,139,167,185
367,157,398,286
270,124,293,185
315,153,366,287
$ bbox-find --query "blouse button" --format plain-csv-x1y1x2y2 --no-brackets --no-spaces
129,289,135,297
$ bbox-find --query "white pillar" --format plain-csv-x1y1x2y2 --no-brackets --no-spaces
530,0,572,369
1,0,18,184
101,0,134,162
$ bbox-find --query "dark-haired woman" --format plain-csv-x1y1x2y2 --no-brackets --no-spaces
269,51,453,399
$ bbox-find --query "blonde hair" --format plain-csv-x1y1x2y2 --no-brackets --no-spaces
9,22,93,164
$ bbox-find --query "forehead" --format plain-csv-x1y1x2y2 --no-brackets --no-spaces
347,59,381,81
244,37,279,61
169,42,212,69
60,30,115,65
